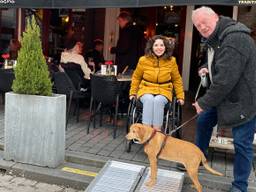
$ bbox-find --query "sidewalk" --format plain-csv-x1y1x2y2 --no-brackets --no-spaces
0,173,82,192
0,100,255,191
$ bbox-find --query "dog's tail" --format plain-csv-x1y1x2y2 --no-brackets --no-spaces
201,154,223,176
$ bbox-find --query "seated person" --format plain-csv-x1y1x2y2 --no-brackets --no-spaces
60,38,91,87
85,39,105,72
129,35,185,131
60,38,91,79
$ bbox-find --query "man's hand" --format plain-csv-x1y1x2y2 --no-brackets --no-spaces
192,102,203,114
198,68,208,76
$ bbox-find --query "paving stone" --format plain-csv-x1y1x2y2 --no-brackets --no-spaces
0,174,80,192
35,182,63,192
9,177,27,185
212,151,226,175
0,105,255,192
97,149,113,156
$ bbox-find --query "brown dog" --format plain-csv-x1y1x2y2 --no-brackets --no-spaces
126,123,223,192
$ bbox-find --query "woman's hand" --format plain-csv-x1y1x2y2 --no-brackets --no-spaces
177,99,184,106
129,95,136,100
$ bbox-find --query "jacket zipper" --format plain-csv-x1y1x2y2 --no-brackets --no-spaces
157,59,160,92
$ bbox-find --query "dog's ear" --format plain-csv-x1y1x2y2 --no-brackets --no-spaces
133,123,144,139
130,123,141,130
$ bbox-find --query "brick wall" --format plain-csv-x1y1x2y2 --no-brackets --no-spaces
238,6,256,41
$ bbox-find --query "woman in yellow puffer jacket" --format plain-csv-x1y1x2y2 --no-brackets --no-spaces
129,35,184,131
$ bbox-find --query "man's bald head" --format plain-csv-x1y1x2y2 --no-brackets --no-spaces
192,6,219,38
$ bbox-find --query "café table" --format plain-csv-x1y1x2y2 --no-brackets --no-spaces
117,74,132,82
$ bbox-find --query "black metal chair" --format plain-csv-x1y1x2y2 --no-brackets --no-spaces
53,72,90,127
87,74,120,138
0,69,15,104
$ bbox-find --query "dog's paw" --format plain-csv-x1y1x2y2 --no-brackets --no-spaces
145,179,156,187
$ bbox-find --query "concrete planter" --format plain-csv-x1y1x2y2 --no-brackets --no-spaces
4,92,66,168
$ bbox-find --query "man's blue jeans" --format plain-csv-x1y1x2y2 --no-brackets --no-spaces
195,107,256,192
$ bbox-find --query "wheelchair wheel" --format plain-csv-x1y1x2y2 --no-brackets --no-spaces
125,99,142,153
125,99,136,153
173,104,182,138
126,112,134,152
168,98,182,138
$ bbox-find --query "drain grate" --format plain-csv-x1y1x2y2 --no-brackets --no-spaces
137,168,184,192
85,161,145,192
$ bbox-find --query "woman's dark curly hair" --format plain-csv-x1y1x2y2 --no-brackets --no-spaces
145,35,175,60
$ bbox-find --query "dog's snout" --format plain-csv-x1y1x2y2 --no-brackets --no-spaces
126,133,132,140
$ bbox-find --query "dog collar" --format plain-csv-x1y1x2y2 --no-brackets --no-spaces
140,128,168,158
141,129,157,145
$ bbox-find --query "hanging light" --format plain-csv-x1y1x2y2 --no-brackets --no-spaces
64,16,69,23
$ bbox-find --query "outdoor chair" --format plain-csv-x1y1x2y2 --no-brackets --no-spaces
53,72,90,128
0,69,15,104
87,74,120,138
60,62,87,89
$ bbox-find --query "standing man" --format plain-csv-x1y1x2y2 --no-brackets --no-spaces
111,11,145,74
192,6,256,192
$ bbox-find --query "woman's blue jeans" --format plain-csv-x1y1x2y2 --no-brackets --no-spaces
195,107,256,192
140,94,168,127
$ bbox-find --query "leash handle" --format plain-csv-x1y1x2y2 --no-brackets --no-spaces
195,81,202,102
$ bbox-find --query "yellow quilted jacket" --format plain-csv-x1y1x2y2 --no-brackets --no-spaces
129,56,184,101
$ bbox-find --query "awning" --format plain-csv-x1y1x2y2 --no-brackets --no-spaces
0,0,249,8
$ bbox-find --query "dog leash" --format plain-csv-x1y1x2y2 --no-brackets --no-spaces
168,79,202,135
195,81,202,102
169,78,204,135
169,114,198,135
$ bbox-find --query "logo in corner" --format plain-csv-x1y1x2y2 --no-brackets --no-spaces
0,0,15,4
238,0,256,4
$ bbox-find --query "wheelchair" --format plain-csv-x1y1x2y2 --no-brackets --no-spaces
125,95,182,152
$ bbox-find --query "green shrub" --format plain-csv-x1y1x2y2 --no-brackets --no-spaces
12,16,52,96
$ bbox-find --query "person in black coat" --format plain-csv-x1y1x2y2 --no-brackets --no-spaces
192,6,256,192
111,11,145,74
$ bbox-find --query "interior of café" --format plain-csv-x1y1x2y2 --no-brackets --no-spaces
0,6,186,67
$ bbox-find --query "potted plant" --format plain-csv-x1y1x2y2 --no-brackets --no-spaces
4,16,66,168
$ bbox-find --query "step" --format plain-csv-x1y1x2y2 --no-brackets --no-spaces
0,152,100,190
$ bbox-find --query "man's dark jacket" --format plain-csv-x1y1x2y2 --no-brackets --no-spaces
198,16,256,127
111,24,145,73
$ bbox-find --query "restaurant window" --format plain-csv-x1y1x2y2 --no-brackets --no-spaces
237,6,256,42
0,9,16,63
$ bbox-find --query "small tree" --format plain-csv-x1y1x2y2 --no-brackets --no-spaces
12,16,52,96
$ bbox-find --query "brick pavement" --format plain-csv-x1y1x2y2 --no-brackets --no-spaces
0,173,82,192
0,98,256,191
